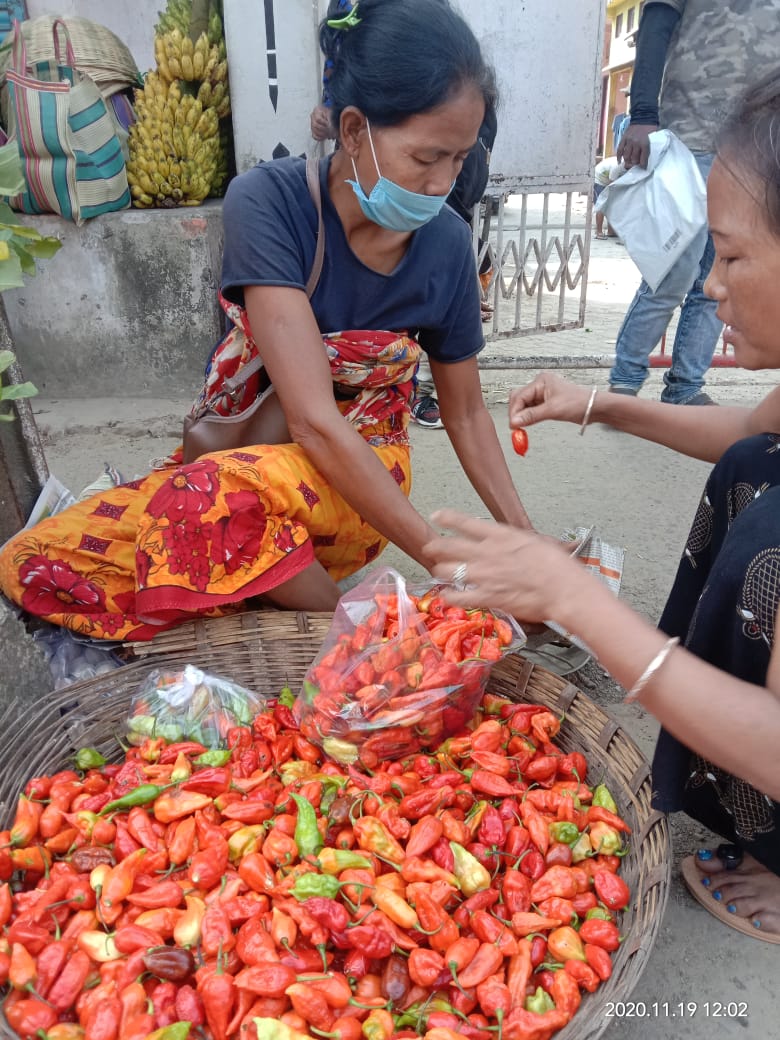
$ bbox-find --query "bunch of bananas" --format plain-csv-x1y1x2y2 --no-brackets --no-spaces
156,0,224,47
127,74,221,207
132,0,232,207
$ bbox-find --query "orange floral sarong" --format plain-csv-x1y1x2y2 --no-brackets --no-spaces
0,331,419,641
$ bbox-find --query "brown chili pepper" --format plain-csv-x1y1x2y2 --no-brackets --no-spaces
143,947,195,983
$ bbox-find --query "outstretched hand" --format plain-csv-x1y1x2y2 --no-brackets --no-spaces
424,509,585,623
508,372,594,431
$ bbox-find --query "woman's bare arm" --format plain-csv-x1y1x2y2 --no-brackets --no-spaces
509,372,780,464
433,356,533,529
246,285,436,565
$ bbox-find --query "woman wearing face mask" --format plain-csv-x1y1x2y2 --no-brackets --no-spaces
424,71,780,942
0,0,531,640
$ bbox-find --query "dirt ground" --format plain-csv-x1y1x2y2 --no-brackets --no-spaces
26,210,779,1038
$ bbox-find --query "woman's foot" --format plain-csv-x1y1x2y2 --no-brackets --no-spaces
689,846,780,937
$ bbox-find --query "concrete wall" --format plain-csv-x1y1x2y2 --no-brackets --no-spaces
3,204,225,399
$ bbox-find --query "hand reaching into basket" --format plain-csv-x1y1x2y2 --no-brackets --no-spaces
425,509,780,806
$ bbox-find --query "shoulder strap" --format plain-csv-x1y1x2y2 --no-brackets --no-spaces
305,156,325,299
220,159,326,397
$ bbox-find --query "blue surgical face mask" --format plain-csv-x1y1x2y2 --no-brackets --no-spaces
347,121,453,232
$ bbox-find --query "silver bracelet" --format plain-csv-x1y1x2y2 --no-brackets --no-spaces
579,387,598,436
624,636,680,704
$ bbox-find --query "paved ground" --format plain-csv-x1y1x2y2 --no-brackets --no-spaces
20,194,778,1038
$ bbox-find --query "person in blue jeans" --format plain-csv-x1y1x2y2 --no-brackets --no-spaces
611,0,780,405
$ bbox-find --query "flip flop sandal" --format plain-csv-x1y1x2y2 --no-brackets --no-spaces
680,854,780,945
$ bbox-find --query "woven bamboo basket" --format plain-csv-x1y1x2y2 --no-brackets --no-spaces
0,610,670,1040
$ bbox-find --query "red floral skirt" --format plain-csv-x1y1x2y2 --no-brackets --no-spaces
0,414,411,641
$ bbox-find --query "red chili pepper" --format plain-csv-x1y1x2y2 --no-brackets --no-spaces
579,917,621,950
34,939,70,999
564,958,601,993
47,949,91,1011
189,839,229,889
199,960,234,1040
593,869,631,911
584,942,614,981
5,996,58,1038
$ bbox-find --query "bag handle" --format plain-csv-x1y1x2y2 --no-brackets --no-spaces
52,19,77,68
305,155,325,298
9,19,28,76
221,158,326,396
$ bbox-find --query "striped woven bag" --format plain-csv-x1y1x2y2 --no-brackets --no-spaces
4,18,130,224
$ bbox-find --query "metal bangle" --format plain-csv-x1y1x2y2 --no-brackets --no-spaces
624,636,680,704
579,387,598,436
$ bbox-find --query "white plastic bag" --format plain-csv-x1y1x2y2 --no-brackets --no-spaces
595,130,707,291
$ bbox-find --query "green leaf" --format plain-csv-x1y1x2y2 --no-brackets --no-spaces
0,381,38,401
0,140,25,198
0,249,24,290
18,236,61,259
0,412,15,422
10,240,36,276
0,202,22,226
0,350,15,373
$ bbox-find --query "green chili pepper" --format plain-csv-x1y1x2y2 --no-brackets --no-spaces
592,784,618,814
99,783,166,815
74,747,107,770
302,680,320,706
253,1019,310,1040
195,749,232,767
144,1024,193,1040
321,737,359,765
290,793,323,859
525,987,555,1014
290,873,341,901
278,686,295,708
549,822,580,846
317,848,371,874
570,831,592,863
450,841,491,896
585,906,614,921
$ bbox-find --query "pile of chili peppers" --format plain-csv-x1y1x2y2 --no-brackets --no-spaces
295,590,520,767
0,689,632,1040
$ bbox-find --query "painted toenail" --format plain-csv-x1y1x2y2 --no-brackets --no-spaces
712,890,722,901
700,877,711,887
753,919,762,929
727,904,737,913
697,849,713,861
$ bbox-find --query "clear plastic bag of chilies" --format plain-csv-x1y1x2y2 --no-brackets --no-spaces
294,566,525,766
126,665,269,748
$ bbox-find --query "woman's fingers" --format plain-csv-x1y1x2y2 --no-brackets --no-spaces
508,372,591,428
428,510,501,544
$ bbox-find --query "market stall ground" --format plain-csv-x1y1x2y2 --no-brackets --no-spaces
22,226,780,1040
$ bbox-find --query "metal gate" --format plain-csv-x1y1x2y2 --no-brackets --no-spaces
477,191,593,341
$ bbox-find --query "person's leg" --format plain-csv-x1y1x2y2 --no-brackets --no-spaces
609,223,706,393
258,558,341,609
651,437,780,932
662,153,722,403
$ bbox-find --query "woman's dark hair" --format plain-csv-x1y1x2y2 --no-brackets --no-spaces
319,0,497,128
717,70,780,236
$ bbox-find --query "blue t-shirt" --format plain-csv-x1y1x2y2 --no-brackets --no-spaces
221,156,484,364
